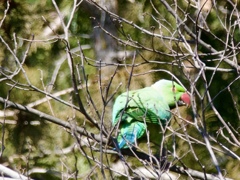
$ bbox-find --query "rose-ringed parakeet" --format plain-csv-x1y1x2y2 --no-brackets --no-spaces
112,79,190,149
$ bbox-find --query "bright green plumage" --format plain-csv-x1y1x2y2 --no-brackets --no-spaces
112,79,189,149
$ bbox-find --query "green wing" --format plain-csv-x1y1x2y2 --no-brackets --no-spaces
112,87,171,126
112,87,171,149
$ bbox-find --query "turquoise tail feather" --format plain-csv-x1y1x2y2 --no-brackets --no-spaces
117,121,146,149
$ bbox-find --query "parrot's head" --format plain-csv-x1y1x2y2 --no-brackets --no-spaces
151,79,191,107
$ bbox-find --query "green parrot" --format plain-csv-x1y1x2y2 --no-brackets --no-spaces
112,79,190,149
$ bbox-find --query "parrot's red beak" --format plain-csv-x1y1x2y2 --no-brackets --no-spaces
179,92,191,106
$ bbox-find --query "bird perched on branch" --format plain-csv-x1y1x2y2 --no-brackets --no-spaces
112,79,190,149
